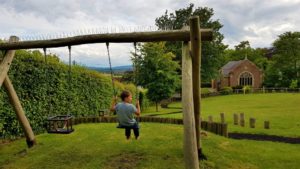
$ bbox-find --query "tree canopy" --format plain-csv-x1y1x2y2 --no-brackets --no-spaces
134,42,180,111
264,31,300,87
155,3,227,82
223,41,268,71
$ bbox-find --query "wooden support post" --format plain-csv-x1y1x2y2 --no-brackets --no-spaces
0,36,36,147
220,112,225,123
0,36,18,86
182,41,199,169
3,72,36,147
240,113,245,127
190,16,202,157
233,113,239,125
264,121,270,129
249,118,256,128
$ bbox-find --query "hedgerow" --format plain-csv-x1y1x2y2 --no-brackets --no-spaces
0,50,136,139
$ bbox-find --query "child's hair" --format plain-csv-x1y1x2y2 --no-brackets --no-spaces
120,90,131,101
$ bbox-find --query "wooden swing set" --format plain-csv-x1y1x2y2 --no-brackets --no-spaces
0,16,212,169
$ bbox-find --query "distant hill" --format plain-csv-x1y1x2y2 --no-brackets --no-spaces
88,65,133,74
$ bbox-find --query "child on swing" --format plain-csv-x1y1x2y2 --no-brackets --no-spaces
110,90,141,140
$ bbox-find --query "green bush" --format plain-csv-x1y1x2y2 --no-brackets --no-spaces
139,89,150,110
232,85,243,90
220,87,233,95
0,50,145,139
243,85,252,93
289,79,298,89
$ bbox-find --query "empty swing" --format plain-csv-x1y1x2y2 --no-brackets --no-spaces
46,46,74,134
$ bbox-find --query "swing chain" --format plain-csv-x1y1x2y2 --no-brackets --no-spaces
133,42,139,101
106,42,116,97
68,46,72,113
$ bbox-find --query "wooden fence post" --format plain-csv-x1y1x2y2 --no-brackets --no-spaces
182,41,199,169
222,123,228,137
208,116,213,123
240,113,245,127
220,113,225,123
208,115,213,131
264,121,270,129
233,113,239,125
249,118,256,128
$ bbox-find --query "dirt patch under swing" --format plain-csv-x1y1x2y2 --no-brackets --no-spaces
104,151,144,169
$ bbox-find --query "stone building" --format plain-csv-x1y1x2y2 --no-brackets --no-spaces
212,58,263,90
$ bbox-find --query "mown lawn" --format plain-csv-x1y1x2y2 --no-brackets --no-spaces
154,93,300,137
1,123,300,169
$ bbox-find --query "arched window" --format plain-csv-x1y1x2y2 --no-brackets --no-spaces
239,72,253,86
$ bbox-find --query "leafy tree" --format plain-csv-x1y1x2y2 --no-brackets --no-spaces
135,42,180,111
155,3,227,82
264,32,300,87
223,41,269,71
121,70,134,83
273,32,300,83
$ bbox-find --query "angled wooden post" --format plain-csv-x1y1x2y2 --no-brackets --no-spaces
182,41,199,169
190,16,202,156
0,36,18,86
0,36,36,147
4,77,36,147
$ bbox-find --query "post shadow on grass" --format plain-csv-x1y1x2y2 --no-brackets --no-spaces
165,106,182,109
198,149,207,160
228,133,300,144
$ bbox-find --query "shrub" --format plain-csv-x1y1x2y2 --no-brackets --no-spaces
243,85,252,94
220,87,233,95
289,79,298,89
139,89,150,111
232,85,243,90
201,83,211,88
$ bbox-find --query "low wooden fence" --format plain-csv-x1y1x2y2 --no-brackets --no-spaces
201,121,228,137
72,116,228,137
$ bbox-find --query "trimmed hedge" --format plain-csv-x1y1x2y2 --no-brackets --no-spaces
0,50,137,139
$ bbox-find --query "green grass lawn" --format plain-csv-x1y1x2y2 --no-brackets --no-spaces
141,88,211,116
1,123,300,169
1,93,300,169
149,93,300,137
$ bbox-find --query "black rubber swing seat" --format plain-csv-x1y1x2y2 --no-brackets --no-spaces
116,123,139,129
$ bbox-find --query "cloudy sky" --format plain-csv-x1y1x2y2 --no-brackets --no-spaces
0,0,299,67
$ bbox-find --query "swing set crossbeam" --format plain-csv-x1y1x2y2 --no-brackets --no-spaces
0,29,212,50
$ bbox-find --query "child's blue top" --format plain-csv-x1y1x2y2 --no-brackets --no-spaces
115,102,137,126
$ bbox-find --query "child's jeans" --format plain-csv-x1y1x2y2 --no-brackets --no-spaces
125,122,139,139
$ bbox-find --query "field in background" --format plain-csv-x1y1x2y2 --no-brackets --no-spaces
145,93,300,137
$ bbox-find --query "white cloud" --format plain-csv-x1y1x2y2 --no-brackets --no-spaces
194,0,300,48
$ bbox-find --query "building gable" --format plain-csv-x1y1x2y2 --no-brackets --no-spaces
214,59,264,89
221,59,261,77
